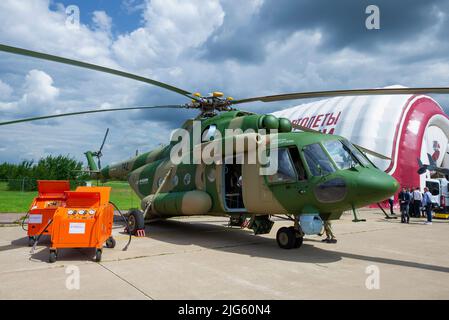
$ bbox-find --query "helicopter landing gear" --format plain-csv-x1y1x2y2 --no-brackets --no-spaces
276,227,304,249
276,222,304,249
126,210,145,235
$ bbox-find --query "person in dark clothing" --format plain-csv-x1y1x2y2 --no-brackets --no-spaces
407,188,414,218
398,187,410,223
388,195,395,215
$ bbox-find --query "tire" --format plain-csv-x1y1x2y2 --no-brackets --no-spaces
276,227,296,249
95,249,102,262
28,236,35,247
49,250,57,263
106,237,116,249
127,210,145,235
289,227,304,248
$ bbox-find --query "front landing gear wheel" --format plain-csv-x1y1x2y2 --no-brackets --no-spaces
276,227,296,249
95,249,102,262
289,226,304,248
127,210,145,235
49,250,57,263
105,237,116,249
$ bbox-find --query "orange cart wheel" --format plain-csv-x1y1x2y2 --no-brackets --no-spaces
106,237,116,249
28,236,36,247
49,250,57,263
94,249,102,262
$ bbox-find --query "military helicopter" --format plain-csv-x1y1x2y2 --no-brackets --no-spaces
2,43,449,249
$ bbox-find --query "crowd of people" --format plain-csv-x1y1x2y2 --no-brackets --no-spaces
397,187,433,225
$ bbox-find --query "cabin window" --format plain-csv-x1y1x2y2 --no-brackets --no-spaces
303,143,336,176
202,125,217,142
322,140,359,170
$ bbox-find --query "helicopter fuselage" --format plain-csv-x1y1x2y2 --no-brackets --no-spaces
89,111,399,224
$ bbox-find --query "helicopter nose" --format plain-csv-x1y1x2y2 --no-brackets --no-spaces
355,171,399,204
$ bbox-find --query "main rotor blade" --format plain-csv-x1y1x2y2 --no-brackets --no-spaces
99,128,110,153
0,105,185,126
0,44,194,99
232,87,449,104
291,123,391,160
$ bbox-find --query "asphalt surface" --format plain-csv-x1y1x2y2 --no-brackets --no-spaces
0,210,448,299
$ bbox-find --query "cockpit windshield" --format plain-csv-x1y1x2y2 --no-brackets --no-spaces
303,143,336,176
322,140,360,170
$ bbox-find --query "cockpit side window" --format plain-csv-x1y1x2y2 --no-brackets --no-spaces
289,147,307,181
303,143,336,176
341,140,373,167
267,147,308,183
268,148,297,183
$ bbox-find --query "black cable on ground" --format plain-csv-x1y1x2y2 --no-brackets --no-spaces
110,201,132,251
21,212,29,231
30,218,53,254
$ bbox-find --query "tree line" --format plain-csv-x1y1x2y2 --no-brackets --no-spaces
0,155,89,191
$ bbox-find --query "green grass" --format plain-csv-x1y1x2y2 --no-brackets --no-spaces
0,182,37,213
0,181,141,213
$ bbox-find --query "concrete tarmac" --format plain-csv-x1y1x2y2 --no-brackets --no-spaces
0,210,448,299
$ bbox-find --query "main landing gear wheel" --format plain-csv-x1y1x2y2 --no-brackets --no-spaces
289,226,304,248
277,227,296,249
127,210,145,235
277,227,304,249
95,249,102,262
105,236,116,249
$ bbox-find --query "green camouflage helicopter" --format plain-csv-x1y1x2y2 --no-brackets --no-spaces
2,44,449,249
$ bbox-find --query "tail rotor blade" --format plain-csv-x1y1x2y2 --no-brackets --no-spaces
99,128,110,154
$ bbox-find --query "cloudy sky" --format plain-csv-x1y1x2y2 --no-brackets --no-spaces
1,0,449,165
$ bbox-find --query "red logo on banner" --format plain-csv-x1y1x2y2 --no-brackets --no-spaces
291,111,342,134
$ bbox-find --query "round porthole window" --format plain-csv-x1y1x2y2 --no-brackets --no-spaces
184,173,191,185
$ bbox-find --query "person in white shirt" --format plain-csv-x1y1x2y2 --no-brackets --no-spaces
412,187,423,218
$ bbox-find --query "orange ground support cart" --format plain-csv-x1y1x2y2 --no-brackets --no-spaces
49,186,115,263
27,180,70,247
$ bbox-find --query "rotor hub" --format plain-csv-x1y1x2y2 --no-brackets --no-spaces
186,92,235,117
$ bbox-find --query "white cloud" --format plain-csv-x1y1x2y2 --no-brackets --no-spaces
92,11,112,33
0,70,59,115
0,79,12,99
22,69,59,105
112,0,224,69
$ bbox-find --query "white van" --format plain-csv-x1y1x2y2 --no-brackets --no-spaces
425,178,449,211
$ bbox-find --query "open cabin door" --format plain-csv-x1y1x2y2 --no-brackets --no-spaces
223,162,245,211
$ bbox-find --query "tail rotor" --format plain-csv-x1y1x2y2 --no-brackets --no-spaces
93,128,109,170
